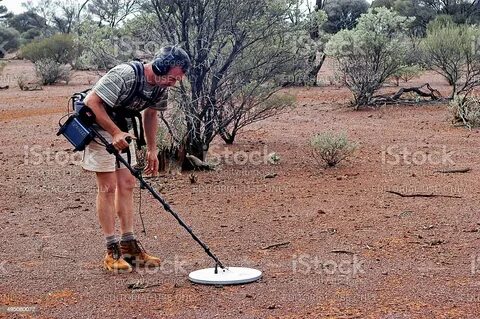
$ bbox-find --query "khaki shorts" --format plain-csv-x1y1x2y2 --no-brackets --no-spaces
82,129,137,172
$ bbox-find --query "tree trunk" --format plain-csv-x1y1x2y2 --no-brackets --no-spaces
219,127,235,145
182,116,207,171
308,54,326,86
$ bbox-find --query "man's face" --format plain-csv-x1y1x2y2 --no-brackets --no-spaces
156,66,185,87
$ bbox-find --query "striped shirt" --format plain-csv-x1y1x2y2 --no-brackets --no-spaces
92,63,168,112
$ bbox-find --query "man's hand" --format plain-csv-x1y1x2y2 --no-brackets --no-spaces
112,131,136,151
144,148,159,176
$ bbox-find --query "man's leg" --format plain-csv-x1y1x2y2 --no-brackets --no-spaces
115,168,136,234
96,171,132,273
95,172,117,236
116,168,161,267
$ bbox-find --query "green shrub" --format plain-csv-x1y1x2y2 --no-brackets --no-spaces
422,23,480,98
391,65,424,86
0,27,20,58
21,34,78,64
449,95,480,129
310,132,357,167
325,7,413,107
34,58,71,85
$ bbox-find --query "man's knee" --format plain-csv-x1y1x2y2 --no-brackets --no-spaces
117,174,136,192
96,172,117,194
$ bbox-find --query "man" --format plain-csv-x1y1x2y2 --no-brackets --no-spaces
82,46,191,273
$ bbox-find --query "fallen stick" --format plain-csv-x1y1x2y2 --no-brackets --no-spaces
386,190,461,199
434,168,471,174
262,241,290,250
330,250,354,255
51,254,75,261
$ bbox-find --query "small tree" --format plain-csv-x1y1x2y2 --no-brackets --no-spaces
21,33,78,64
145,0,305,169
74,22,132,70
323,0,369,33
423,22,480,98
0,0,12,21
0,27,20,58
325,7,414,107
391,65,424,86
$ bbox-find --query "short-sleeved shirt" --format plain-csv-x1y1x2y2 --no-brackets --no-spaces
92,63,168,112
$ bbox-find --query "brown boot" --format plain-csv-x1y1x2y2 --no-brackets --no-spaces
103,242,133,273
120,239,161,268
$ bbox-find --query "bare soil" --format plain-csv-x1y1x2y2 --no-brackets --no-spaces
1,59,480,318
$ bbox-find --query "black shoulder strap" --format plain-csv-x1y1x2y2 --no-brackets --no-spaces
121,61,145,107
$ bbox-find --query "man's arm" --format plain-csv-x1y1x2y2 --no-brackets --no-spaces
143,107,159,175
84,91,133,151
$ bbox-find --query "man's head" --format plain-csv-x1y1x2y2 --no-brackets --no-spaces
150,46,191,87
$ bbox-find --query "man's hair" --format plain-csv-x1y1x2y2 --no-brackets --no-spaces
152,46,191,76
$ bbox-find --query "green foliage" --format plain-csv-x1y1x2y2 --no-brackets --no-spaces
449,95,480,129
372,0,436,35
0,27,20,58
391,65,424,85
7,11,47,34
34,58,71,85
422,23,480,97
74,22,132,70
0,0,12,21
323,0,369,33
21,33,78,64
310,132,357,167
426,14,455,32
325,7,413,107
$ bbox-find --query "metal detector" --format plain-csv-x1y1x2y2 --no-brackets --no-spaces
89,126,262,285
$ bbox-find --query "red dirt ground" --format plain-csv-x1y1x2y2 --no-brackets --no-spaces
1,59,480,318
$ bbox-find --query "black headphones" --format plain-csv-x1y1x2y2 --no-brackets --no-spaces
152,46,191,76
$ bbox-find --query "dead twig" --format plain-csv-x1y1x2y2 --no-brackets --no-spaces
330,250,355,255
51,254,76,261
386,190,461,199
434,168,471,174
58,205,82,213
261,241,290,250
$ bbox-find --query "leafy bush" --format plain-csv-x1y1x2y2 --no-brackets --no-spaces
34,59,71,85
391,65,424,86
325,7,413,107
422,22,480,98
0,27,20,58
310,132,357,167
74,22,132,70
449,95,480,129
21,33,78,64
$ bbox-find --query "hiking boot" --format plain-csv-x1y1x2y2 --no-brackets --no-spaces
120,239,161,268
103,242,133,273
